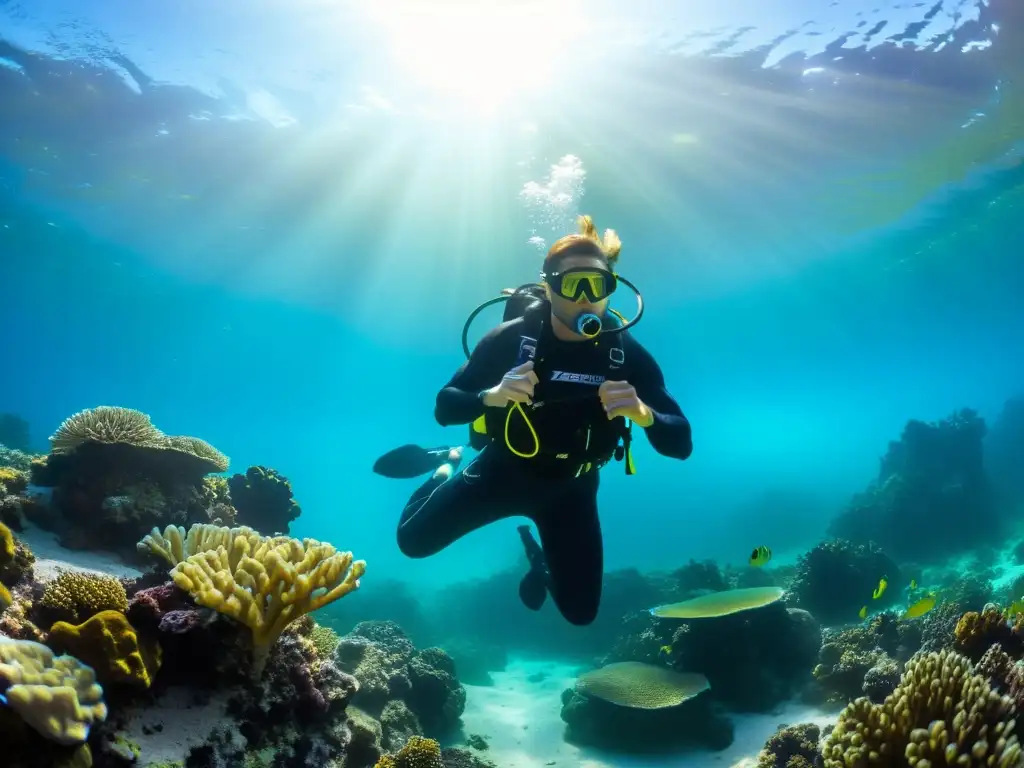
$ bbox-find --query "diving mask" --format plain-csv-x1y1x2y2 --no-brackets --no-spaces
541,267,617,303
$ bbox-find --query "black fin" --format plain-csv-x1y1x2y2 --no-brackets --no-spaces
372,444,451,479
517,525,544,568
519,568,548,611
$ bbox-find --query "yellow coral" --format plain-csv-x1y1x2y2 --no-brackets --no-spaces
48,610,161,688
310,622,341,658
821,649,1021,767
40,571,129,623
0,581,12,612
374,736,444,768
1,520,15,561
0,521,35,586
138,523,264,567
0,636,107,744
167,525,366,675
0,467,28,495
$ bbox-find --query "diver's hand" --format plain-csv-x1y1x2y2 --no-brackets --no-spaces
599,380,654,427
482,361,538,407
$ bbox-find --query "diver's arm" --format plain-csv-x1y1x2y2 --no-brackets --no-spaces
626,339,693,460
434,326,512,426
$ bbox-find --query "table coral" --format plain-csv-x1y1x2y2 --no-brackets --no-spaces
47,610,162,688
821,649,1021,767
0,636,107,745
165,525,366,675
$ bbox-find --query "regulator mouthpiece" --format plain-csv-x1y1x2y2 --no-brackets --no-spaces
576,313,602,338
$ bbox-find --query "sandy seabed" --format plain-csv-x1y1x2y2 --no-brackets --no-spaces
461,659,837,768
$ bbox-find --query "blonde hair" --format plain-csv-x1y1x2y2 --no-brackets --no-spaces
545,215,622,269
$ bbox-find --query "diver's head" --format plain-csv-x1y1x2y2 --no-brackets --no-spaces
541,215,622,341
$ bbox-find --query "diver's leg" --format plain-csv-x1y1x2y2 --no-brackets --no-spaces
397,448,523,558
531,472,603,626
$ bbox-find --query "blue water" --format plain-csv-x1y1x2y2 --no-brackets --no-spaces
1,0,1022,593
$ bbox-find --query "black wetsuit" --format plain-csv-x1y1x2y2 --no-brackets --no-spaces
397,303,692,625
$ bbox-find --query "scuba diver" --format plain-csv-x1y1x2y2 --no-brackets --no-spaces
372,215,692,626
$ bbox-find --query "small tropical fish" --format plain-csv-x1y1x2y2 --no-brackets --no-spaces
873,577,888,600
749,545,772,567
659,644,673,656
858,605,867,620
910,579,917,590
904,595,937,619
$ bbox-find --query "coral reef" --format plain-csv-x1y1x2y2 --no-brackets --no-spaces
374,735,443,768
0,443,34,472
786,538,900,625
828,409,1000,563
605,600,820,713
26,406,231,558
160,523,366,676
820,649,1021,766
0,636,108,744
756,722,822,768
335,621,467,745
559,680,734,753
0,520,34,585
954,605,1024,660
37,571,129,626
227,465,302,535
47,610,162,688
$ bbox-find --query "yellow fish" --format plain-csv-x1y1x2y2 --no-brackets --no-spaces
749,545,772,567
659,644,673,656
873,577,888,600
910,579,917,590
1004,599,1024,618
858,605,867,620
904,595,937,619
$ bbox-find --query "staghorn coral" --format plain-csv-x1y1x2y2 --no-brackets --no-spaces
954,606,1024,661
0,636,107,744
821,649,1021,767
38,571,128,625
375,735,444,768
756,722,822,768
166,524,366,675
227,465,302,535
47,610,162,688
137,522,260,567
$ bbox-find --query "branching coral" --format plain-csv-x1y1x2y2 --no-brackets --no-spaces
48,610,162,688
39,571,128,625
374,735,444,768
0,636,107,745
137,522,261,567
162,525,366,675
821,649,1021,767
